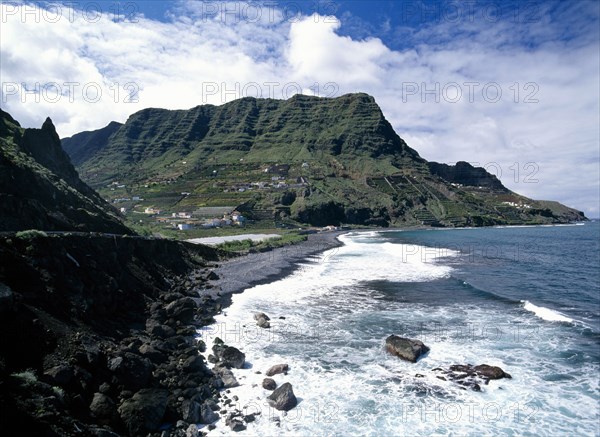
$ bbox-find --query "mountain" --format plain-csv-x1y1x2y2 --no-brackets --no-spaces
61,93,586,227
0,109,131,233
61,120,122,166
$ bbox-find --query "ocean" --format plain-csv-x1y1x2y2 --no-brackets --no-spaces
202,222,600,436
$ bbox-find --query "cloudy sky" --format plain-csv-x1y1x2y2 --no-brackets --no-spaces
1,0,599,216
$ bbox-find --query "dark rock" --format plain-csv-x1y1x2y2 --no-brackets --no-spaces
385,335,429,363
473,364,511,380
165,298,197,324
138,343,167,364
200,403,219,424
267,382,297,411
254,312,271,328
43,365,74,386
206,271,220,280
89,427,121,437
229,419,246,432
432,364,512,391
220,347,245,369
262,378,277,390
266,363,288,377
215,367,239,388
146,319,176,338
108,352,153,391
257,317,270,328
181,355,209,374
118,388,168,435
180,399,200,423
89,392,118,425
204,399,219,411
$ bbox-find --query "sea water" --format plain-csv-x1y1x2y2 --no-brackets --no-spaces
201,222,600,436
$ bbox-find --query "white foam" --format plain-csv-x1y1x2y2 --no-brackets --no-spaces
521,300,574,323
199,231,599,436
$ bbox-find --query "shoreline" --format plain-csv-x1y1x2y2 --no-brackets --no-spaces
207,230,347,309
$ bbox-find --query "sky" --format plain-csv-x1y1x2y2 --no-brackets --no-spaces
0,0,599,216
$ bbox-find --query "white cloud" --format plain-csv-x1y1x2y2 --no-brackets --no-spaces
0,1,598,216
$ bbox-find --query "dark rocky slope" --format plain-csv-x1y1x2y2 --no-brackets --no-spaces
0,110,234,435
0,233,224,436
0,109,130,233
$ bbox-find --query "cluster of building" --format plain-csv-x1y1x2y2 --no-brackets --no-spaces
223,176,308,193
149,209,247,231
502,201,532,209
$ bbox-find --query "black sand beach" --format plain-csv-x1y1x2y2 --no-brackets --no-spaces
208,231,346,307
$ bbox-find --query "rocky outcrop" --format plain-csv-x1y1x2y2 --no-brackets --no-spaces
266,363,289,377
254,312,271,328
385,335,430,363
267,382,297,411
117,388,168,435
0,110,131,233
212,342,246,369
0,233,224,436
262,378,277,390
432,364,512,391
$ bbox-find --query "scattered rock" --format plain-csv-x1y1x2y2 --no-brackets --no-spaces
385,335,429,363
43,365,74,387
229,419,246,432
200,403,219,424
89,393,118,425
206,271,220,281
432,364,512,391
216,367,239,388
220,347,245,369
180,399,201,423
267,382,297,411
254,312,271,328
117,388,168,435
262,378,277,390
266,363,288,377
165,298,197,324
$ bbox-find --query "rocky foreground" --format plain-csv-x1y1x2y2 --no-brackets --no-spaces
0,233,229,436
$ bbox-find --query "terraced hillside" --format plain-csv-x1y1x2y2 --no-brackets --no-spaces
61,93,586,228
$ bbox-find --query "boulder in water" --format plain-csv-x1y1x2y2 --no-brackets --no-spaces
266,363,288,376
385,335,429,363
267,382,297,411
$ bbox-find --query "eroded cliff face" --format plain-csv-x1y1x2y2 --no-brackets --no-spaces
61,94,585,227
0,109,131,233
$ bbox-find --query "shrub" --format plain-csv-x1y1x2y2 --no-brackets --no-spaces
15,230,48,239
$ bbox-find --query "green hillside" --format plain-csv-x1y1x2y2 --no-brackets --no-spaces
61,93,586,228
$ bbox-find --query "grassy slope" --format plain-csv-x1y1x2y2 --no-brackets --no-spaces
61,94,586,228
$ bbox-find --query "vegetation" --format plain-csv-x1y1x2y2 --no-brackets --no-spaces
216,232,307,253
59,93,586,229
15,230,48,239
